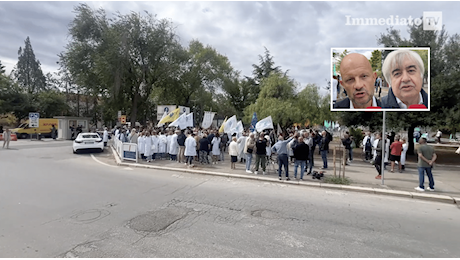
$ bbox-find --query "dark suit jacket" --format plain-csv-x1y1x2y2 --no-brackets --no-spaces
333,97,382,109
381,88,429,109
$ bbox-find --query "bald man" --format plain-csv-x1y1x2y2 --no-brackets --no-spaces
334,53,382,109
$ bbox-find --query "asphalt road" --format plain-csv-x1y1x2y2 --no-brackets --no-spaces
1,140,459,257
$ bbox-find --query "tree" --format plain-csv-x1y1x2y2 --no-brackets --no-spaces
13,37,47,94
335,49,350,74
243,72,297,127
0,60,5,74
369,49,382,75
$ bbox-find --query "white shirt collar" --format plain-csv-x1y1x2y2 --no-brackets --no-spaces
395,92,423,109
350,96,377,109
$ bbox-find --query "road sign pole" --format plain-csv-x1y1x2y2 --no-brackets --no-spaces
382,111,386,185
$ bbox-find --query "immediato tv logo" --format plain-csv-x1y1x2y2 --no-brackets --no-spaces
345,12,442,31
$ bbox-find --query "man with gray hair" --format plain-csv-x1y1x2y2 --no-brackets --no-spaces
381,49,428,109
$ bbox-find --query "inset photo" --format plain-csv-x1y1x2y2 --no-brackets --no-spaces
331,47,430,111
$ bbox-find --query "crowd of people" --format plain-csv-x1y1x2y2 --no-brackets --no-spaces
109,125,336,181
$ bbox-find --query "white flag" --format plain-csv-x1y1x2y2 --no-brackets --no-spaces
169,113,186,128
224,115,237,134
157,111,168,127
256,116,274,133
185,113,194,128
235,120,244,134
277,123,282,136
201,111,215,129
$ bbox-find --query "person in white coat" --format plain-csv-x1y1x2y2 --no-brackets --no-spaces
184,132,197,167
138,131,145,160
400,138,408,171
144,131,154,162
102,127,109,147
151,131,159,161
158,132,167,159
169,130,179,161
211,133,221,164
384,134,390,169
229,137,239,169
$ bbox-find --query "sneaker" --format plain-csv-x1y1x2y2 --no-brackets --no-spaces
300,178,304,181
414,187,425,192
263,171,266,175
246,170,252,174
375,175,381,179
254,171,258,175
279,176,282,180
426,187,435,191
307,172,312,175
286,177,291,181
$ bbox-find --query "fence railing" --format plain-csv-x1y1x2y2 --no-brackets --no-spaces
113,137,138,163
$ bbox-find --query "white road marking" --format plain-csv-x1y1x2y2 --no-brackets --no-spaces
91,154,117,168
124,167,133,171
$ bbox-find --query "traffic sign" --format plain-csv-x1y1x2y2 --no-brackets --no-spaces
120,115,126,124
29,112,39,128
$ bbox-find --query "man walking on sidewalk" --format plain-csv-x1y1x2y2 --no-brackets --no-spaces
415,137,437,192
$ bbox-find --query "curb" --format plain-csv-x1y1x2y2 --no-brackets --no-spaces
109,147,457,205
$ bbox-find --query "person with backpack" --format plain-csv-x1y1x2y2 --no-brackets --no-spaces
363,132,372,161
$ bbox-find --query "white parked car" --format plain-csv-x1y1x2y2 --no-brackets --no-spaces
73,133,104,153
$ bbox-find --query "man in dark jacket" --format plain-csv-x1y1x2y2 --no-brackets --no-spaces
342,133,352,165
320,131,330,169
177,130,186,163
293,136,309,180
199,134,210,164
374,133,383,179
254,134,268,175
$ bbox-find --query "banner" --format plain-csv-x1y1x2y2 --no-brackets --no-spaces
249,112,257,132
219,117,227,133
224,115,237,134
159,108,180,124
255,116,274,133
201,111,215,129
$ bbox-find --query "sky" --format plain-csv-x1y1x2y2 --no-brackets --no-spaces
1,1,459,96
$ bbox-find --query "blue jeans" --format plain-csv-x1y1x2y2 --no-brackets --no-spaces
294,160,306,179
321,150,328,168
418,167,435,189
246,153,253,171
278,154,289,177
348,148,353,161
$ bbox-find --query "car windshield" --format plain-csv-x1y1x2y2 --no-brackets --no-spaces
81,134,100,139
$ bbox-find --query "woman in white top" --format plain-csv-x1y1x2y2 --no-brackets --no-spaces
151,131,159,160
211,133,221,164
228,137,239,169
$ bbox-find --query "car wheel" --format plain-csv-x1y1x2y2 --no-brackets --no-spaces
100,148,104,153
73,149,77,154
20,133,28,139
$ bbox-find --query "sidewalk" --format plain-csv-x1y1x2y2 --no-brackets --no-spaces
111,147,460,205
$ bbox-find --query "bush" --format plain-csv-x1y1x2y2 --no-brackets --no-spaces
323,176,351,185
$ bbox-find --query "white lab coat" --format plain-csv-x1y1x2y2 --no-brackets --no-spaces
169,134,179,155
144,136,153,157
151,135,159,154
184,136,197,156
158,134,167,153
384,138,390,163
373,139,379,159
103,130,108,142
400,143,408,165
138,136,145,154
211,137,221,155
